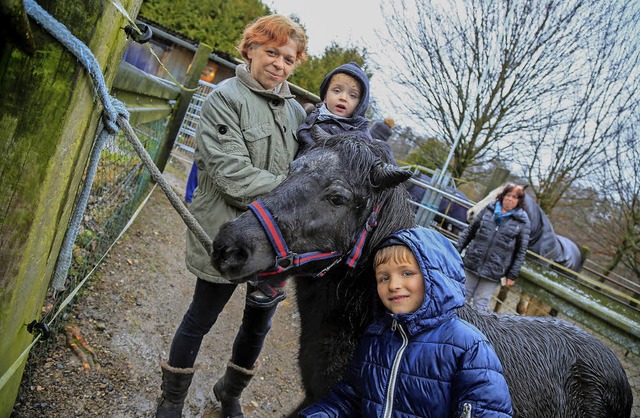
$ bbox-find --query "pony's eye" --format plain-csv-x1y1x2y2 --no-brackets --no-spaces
328,195,347,207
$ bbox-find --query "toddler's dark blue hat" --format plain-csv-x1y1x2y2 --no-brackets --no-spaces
319,62,370,117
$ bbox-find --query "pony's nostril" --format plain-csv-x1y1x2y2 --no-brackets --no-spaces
212,245,249,273
224,246,248,264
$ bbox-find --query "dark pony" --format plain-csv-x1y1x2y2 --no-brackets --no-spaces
212,133,633,417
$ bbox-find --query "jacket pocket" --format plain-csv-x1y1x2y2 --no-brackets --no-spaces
242,123,273,142
242,123,273,168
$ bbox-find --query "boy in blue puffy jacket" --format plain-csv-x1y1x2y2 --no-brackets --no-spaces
299,226,513,418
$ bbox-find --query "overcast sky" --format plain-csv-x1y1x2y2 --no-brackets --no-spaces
264,0,387,56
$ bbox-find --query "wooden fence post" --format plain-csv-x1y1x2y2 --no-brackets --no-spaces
0,1,142,412
482,167,510,198
155,43,213,173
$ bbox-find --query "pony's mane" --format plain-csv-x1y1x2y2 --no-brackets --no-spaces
307,134,416,259
306,134,416,328
308,134,382,184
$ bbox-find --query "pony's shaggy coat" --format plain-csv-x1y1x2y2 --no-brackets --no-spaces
212,134,633,418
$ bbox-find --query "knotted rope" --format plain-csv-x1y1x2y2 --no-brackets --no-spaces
24,0,211,291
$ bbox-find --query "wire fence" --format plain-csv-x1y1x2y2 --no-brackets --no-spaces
20,116,169,380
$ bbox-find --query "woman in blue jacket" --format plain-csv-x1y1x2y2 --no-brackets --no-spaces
300,227,512,418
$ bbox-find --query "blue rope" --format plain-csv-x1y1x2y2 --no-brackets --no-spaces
24,0,130,290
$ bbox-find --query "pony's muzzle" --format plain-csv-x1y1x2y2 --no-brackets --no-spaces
211,244,249,278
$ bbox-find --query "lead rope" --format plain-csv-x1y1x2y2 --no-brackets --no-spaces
118,115,212,252
23,0,212,293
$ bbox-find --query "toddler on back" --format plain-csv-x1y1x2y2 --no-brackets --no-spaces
297,61,374,152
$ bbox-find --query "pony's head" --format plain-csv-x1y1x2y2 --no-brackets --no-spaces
211,132,415,283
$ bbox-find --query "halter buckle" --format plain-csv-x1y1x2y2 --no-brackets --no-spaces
316,255,345,278
275,253,296,271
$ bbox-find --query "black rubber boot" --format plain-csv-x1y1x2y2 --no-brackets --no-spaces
211,361,257,418
156,360,196,418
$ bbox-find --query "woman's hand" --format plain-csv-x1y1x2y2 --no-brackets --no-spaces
505,278,515,287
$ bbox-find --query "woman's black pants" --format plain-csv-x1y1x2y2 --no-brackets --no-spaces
168,277,278,370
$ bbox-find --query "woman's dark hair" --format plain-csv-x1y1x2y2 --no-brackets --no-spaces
495,183,526,210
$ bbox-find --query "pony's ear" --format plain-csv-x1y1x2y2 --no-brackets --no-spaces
311,125,331,144
370,160,412,189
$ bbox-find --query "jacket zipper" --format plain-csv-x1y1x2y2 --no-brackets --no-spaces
460,402,472,418
383,318,408,418
479,213,500,268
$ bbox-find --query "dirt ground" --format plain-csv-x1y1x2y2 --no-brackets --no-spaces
12,158,305,417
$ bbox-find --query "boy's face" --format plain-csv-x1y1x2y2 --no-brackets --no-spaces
375,249,425,314
323,73,361,118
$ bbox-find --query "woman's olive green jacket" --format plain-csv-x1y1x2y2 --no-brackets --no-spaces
186,64,305,283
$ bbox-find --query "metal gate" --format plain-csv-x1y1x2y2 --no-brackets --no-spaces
173,79,217,160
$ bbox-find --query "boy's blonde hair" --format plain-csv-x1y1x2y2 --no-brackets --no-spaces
237,14,308,65
374,245,415,270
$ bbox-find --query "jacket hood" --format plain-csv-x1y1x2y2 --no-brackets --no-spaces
374,227,466,335
319,62,370,117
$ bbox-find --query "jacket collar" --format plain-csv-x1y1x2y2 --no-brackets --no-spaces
487,201,528,223
236,64,295,99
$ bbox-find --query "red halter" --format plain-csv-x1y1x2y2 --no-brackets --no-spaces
248,200,381,278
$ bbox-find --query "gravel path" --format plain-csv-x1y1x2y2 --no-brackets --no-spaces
12,159,305,417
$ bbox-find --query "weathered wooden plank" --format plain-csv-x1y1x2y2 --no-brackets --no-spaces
113,61,181,100
518,262,640,356
0,0,143,413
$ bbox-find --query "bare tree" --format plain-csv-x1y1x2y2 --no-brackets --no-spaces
520,2,640,213
586,120,640,280
377,0,588,178
376,0,640,204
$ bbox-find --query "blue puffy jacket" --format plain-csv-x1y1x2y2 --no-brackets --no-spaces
300,227,512,418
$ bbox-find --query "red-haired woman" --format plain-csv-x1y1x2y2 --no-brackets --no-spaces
156,15,307,418
456,184,531,311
